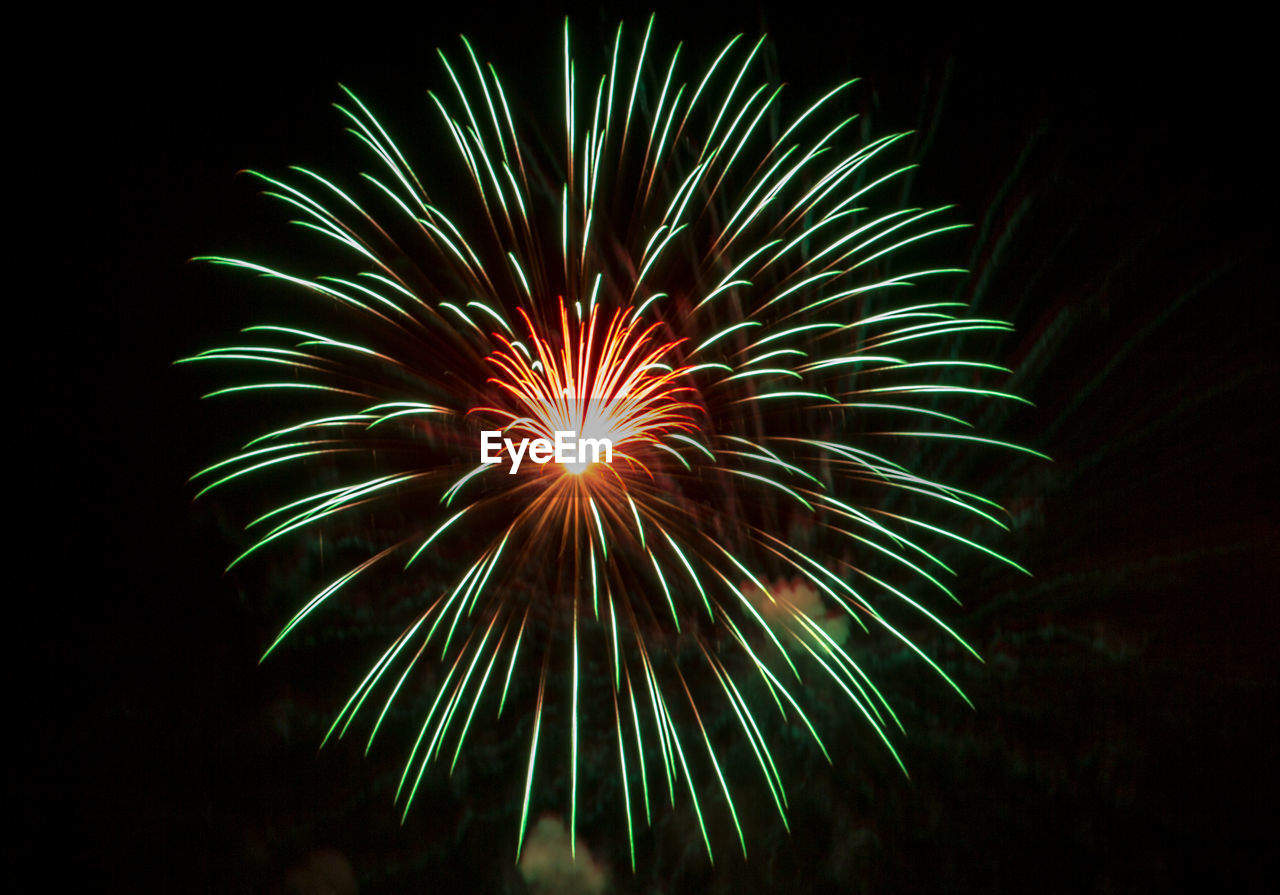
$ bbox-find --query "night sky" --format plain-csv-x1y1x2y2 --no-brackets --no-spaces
33,4,1275,892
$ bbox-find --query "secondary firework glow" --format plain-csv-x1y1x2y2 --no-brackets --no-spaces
186,17,1045,866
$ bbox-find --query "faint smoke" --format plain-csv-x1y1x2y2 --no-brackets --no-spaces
518,815,609,895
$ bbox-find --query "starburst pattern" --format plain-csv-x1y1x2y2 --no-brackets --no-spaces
186,17,1043,864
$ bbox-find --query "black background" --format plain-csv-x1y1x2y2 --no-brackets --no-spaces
29,2,1275,892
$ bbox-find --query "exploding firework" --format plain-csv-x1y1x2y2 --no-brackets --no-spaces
186,17,1043,864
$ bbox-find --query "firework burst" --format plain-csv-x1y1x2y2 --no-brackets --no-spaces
186,17,1044,865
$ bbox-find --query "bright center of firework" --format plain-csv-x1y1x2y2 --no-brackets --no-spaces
560,416,611,475
473,299,699,476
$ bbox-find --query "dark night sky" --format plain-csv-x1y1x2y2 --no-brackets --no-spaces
28,4,1275,892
